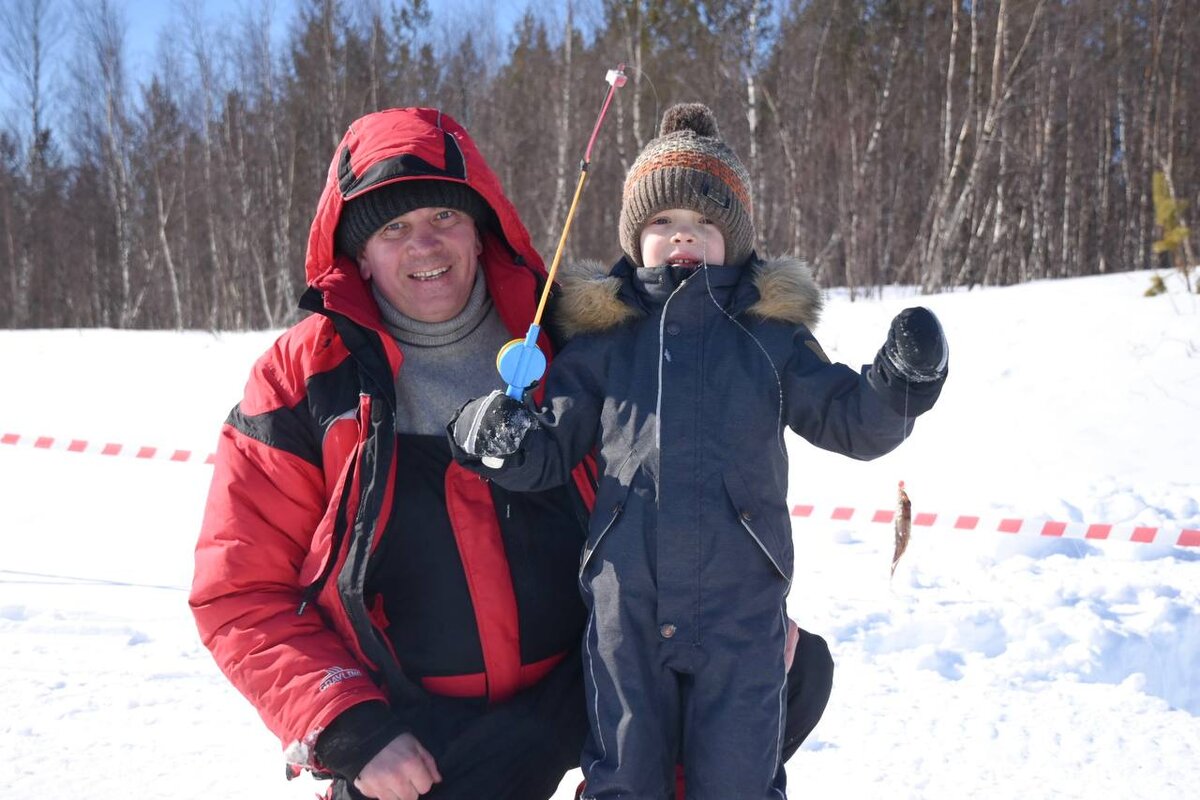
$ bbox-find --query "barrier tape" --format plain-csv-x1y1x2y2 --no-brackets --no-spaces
791,503,1200,549
5,432,1196,548
1,432,215,464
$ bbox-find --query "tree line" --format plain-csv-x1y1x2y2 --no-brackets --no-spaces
1,0,1196,330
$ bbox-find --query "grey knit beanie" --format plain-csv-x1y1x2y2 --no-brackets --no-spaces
335,179,490,257
618,103,754,268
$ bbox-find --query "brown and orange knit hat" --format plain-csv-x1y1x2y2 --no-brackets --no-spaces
618,103,754,268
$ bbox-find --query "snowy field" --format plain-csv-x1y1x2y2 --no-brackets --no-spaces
1,269,1197,799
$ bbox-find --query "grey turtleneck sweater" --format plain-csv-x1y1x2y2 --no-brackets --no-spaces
373,271,514,435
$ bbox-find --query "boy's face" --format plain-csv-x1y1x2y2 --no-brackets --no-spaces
639,208,726,269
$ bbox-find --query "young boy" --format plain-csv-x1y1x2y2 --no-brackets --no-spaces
449,104,948,799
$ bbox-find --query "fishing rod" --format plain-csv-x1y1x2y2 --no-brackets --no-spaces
493,63,627,402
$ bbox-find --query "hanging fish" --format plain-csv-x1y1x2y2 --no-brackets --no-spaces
891,480,912,577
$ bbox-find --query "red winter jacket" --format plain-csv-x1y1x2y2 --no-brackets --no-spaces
189,108,595,772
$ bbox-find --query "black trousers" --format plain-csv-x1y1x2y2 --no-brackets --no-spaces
329,631,833,800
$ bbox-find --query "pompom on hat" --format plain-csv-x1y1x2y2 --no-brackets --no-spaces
618,103,754,267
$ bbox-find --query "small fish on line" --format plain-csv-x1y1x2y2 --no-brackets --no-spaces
892,480,911,577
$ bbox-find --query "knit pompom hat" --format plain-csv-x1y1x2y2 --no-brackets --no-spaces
335,179,490,257
618,103,754,268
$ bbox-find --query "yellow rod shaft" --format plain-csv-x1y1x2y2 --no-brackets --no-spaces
533,168,590,326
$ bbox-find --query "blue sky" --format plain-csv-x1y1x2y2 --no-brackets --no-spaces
121,0,537,76
0,1,293,125
122,0,294,76
1,0,537,147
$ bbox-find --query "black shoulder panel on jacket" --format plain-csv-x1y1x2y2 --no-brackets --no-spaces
226,402,323,468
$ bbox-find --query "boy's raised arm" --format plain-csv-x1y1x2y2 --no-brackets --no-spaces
784,306,948,459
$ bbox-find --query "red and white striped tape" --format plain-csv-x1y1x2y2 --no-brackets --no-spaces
791,503,1200,549
4,431,1196,548
1,432,215,464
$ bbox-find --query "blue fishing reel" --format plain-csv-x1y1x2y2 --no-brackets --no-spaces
496,324,547,400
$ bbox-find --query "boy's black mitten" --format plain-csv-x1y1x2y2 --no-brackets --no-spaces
878,307,948,383
450,389,538,459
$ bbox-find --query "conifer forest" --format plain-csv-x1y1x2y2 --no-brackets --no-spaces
2,0,1197,329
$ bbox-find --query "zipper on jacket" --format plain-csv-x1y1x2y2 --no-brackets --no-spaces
654,275,693,452
736,511,791,586
298,455,359,615
579,500,625,578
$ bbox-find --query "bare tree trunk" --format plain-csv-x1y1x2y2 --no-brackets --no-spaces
367,12,382,111
1153,0,1195,283
320,0,344,152
153,166,183,328
962,191,997,286
744,0,763,248
846,35,900,290
922,0,1045,291
614,0,647,157
546,1,573,250
941,0,960,179
2,203,14,327
980,134,1008,286
1097,101,1112,274
915,0,979,290
255,7,296,325
1135,0,1171,272
76,0,138,326
837,168,854,297
765,5,835,274
799,11,831,260
219,104,270,328
760,84,799,254
183,1,228,329
979,9,1011,288
1114,13,1137,272
87,226,103,325
1030,22,1056,280
106,92,136,325
1060,55,1075,275
1,0,64,326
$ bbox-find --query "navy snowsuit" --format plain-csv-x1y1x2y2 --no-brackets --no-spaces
460,256,944,799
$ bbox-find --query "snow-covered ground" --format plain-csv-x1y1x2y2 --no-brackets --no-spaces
2,269,1197,799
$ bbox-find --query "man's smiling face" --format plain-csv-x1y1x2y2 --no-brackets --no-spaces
357,205,483,323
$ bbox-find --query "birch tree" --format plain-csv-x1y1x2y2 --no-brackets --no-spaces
72,0,138,326
0,0,65,326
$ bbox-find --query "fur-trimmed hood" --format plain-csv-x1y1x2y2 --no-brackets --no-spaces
554,256,823,339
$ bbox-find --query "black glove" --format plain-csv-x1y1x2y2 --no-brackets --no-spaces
314,701,410,782
450,390,538,459
878,307,948,383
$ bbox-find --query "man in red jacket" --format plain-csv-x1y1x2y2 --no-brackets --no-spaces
190,107,833,800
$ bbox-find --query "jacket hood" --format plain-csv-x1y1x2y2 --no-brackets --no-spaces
303,108,546,328
554,256,823,339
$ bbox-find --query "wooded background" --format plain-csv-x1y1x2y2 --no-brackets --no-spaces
2,0,1196,330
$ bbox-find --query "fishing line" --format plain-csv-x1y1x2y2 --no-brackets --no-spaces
891,337,914,581
617,62,663,153
675,159,787,459
699,256,788,459
640,68,784,459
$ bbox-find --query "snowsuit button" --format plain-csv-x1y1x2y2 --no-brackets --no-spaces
666,322,681,335
659,623,677,638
